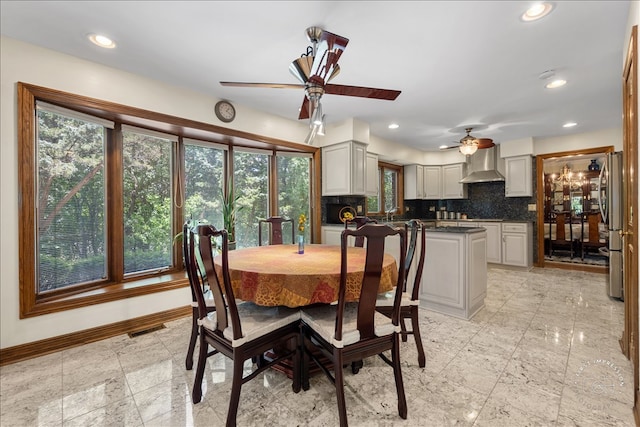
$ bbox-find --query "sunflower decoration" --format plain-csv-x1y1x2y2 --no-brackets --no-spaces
339,206,357,223
298,213,307,233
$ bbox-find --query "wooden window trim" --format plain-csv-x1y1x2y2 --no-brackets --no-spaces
17,82,319,318
367,161,404,215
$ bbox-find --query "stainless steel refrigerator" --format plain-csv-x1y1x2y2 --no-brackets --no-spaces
599,152,623,299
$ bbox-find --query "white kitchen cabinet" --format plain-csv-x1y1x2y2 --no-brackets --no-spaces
321,226,343,246
478,221,502,264
321,141,367,196
421,229,487,320
404,164,424,199
501,222,533,268
365,152,379,197
442,163,468,199
504,155,532,197
423,166,442,199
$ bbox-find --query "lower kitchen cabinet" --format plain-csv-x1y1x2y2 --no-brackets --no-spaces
422,229,487,320
321,225,343,246
478,221,502,264
501,222,533,268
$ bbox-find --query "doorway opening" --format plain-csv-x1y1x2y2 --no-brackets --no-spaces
536,147,614,271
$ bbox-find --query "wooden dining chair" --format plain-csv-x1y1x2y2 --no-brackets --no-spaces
183,221,217,371
376,219,426,367
186,223,302,425
580,212,607,260
300,223,407,426
344,216,378,247
258,216,294,245
549,210,575,258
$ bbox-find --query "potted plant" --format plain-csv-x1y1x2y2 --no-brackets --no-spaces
222,179,242,250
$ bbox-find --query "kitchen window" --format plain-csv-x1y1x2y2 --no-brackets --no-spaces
17,83,317,318
367,162,402,215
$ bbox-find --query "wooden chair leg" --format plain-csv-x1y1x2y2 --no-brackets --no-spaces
192,334,208,404
392,334,408,419
227,357,244,426
334,350,348,427
301,329,310,391
400,318,408,342
185,309,198,370
292,334,302,393
411,308,426,368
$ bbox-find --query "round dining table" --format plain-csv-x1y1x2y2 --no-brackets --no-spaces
213,243,398,307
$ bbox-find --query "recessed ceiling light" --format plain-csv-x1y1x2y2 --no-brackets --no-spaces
546,79,567,89
521,2,554,22
88,34,116,49
563,122,577,128
439,144,449,149
388,123,399,129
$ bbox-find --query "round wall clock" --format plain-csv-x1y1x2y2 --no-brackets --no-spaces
214,100,236,123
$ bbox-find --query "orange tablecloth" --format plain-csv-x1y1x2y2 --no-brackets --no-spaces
213,244,397,307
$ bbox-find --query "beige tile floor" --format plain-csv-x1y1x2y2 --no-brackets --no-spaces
0,266,634,426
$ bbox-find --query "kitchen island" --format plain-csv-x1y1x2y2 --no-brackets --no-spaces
422,226,487,320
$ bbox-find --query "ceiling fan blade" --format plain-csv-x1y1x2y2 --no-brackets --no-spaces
477,138,495,149
298,97,312,120
325,84,401,100
309,30,349,85
220,82,304,89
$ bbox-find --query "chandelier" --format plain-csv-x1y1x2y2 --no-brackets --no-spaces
551,164,584,189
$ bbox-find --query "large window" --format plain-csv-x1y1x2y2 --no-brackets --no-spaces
367,163,402,215
18,83,317,317
122,127,174,275
233,149,269,248
183,140,226,227
36,105,108,293
277,153,312,240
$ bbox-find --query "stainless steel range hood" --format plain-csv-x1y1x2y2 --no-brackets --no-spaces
459,146,505,183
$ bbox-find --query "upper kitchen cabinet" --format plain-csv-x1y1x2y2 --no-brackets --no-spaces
423,166,442,199
442,163,468,199
365,152,379,196
322,141,368,196
504,155,532,197
409,164,466,200
404,164,424,199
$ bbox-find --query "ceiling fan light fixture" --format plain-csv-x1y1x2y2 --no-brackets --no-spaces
459,144,478,156
317,115,326,136
311,101,323,126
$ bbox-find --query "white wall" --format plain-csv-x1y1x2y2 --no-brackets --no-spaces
533,128,623,155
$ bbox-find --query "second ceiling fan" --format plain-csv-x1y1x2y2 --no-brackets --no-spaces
440,127,495,155
220,26,401,142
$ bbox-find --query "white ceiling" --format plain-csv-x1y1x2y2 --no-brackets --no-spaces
0,1,630,151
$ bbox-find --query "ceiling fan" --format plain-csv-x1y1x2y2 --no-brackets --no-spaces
440,127,495,155
220,26,402,143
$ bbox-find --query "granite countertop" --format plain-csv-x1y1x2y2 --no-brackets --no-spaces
427,226,486,234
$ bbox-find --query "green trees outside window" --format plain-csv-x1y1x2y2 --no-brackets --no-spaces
36,109,107,292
